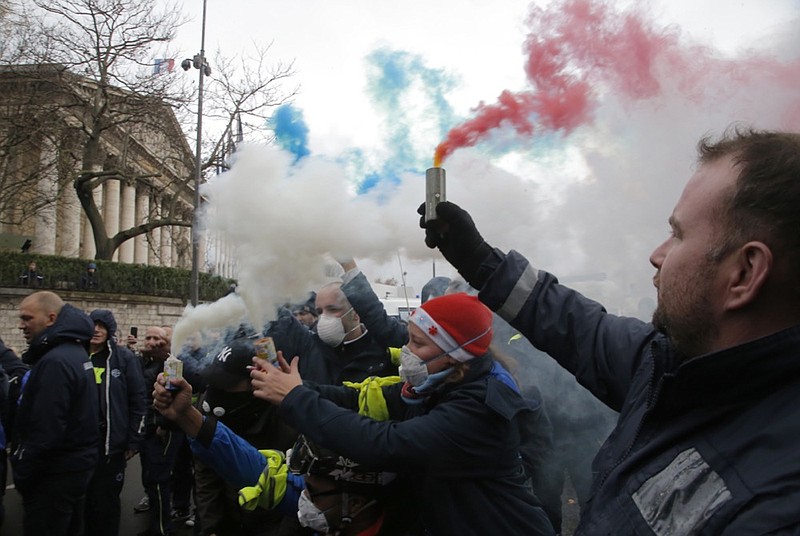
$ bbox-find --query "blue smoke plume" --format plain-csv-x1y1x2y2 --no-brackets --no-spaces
268,104,310,164
357,47,458,194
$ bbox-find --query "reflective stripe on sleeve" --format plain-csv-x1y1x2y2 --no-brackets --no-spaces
496,263,539,321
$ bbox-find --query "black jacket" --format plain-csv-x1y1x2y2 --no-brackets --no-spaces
279,355,554,536
12,304,99,489
80,272,101,290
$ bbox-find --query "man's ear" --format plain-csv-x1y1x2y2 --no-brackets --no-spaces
724,241,772,311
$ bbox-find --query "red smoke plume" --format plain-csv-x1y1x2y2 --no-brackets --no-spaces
433,0,800,166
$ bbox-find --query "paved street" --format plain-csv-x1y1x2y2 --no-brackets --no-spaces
2,456,579,535
3,455,195,536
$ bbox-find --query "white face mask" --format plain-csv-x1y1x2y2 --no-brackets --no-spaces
316,307,355,347
398,346,447,387
297,490,332,533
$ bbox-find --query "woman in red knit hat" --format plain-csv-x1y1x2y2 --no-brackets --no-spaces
250,292,555,536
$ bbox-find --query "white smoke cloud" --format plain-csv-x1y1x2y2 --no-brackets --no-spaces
170,5,800,351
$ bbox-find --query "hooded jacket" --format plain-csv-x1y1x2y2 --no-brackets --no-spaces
479,249,800,534
279,355,555,536
89,309,147,456
12,303,99,489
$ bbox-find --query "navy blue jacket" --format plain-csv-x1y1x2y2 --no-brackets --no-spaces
342,271,409,348
0,338,29,448
89,309,147,456
279,355,555,536
94,341,146,455
343,269,559,521
479,249,800,534
12,304,99,489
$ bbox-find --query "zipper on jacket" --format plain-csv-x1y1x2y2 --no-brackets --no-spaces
103,341,113,456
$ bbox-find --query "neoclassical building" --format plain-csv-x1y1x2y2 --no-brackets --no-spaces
0,64,236,278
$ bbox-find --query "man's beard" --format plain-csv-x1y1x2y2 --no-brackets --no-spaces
652,264,719,359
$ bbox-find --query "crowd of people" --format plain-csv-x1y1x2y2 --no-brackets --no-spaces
2,127,800,535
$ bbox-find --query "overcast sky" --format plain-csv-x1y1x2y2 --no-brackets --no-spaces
162,0,799,332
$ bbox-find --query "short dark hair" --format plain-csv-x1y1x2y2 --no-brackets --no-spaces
698,127,800,293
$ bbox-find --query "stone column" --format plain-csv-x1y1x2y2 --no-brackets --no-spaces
103,179,120,261
176,224,189,269
160,223,173,268
118,181,136,263
56,180,82,258
34,138,58,254
212,233,222,276
134,186,150,265
228,240,236,279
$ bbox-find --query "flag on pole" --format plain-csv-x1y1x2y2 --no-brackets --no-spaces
153,58,175,75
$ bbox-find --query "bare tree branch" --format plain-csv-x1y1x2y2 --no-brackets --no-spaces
1,0,297,262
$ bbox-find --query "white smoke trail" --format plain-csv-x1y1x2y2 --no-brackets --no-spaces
170,293,248,355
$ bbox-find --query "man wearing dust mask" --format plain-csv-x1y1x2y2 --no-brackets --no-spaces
314,282,364,347
265,281,398,386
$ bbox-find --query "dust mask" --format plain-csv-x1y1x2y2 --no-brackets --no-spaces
398,346,447,387
297,490,332,533
316,307,356,347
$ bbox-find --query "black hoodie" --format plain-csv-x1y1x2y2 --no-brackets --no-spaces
11,303,99,490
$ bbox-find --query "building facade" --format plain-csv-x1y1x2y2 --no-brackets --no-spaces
0,64,234,278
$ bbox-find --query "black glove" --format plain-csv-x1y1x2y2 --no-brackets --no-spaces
417,201,493,288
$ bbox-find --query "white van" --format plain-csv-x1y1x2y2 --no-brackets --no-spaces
379,297,420,322
369,282,420,322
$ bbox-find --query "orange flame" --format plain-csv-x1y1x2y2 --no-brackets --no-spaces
433,142,448,168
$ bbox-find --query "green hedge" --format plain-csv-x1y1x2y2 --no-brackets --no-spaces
1,251,235,301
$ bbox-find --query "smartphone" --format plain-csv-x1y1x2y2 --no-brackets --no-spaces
130,326,138,338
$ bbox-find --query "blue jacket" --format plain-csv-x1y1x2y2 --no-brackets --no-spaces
479,249,800,534
279,355,555,536
188,417,304,519
12,303,99,489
